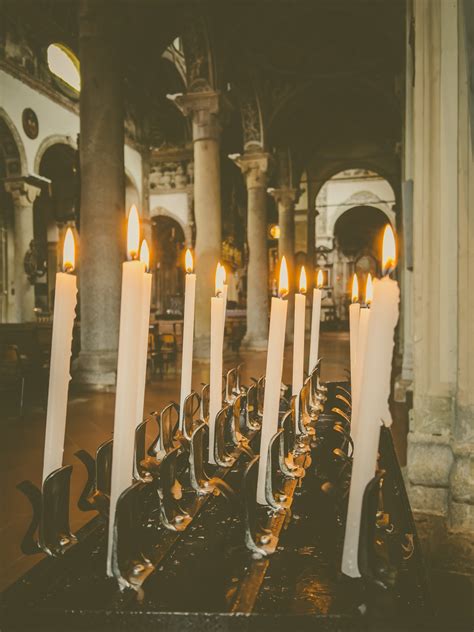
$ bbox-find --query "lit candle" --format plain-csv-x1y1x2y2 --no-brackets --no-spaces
208,263,226,464
42,228,77,483
257,257,289,504
221,263,228,341
308,269,323,374
292,266,307,407
179,249,196,428
341,225,400,578
107,205,146,575
350,273,373,442
135,239,152,427
349,273,360,384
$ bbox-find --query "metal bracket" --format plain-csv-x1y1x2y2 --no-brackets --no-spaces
17,465,77,558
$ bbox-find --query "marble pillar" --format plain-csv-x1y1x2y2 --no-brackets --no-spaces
4,178,40,322
75,0,124,387
230,152,271,349
171,92,222,359
269,187,298,341
408,0,473,545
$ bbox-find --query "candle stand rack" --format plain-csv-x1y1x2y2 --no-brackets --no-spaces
2,364,431,631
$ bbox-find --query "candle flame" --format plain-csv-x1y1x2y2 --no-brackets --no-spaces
351,273,359,303
215,262,225,296
185,248,194,273
279,256,289,298
140,239,150,272
127,204,140,260
62,227,75,272
221,264,227,285
317,269,324,289
382,224,396,275
365,273,373,306
299,266,307,294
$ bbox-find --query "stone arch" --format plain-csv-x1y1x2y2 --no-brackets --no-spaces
0,107,28,176
181,16,217,93
150,205,187,235
328,190,395,237
33,134,77,174
239,88,265,152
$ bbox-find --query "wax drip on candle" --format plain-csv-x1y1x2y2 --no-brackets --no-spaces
279,256,289,298
351,273,359,303
185,248,193,273
382,224,397,276
127,205,140,260
63,227,75,273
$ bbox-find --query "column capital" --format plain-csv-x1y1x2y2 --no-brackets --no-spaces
267,186,300,210
4,177,41,208
168,91,221,141
228,151,272,190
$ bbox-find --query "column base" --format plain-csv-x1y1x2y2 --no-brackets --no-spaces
73,350,118,390
193,335,210,362
241,335,268,351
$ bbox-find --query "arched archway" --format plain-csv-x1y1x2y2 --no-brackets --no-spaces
152,215,185,316
0,112,27,321
314,168,395,325
34,143,78,313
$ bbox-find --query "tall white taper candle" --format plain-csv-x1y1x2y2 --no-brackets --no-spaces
342,225,399,578
308,269,323,374
107,206,146,575
179,249,196,428
42,228,77,483
292,266,307,430
208,263,226,464
257,257,289,504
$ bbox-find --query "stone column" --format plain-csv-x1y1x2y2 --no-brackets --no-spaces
171,92,222,359
230,152,271,349
75,0,124,387
4,178,40,322
269,187,298,341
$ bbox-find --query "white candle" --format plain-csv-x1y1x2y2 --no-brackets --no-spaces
42,228,77,483
135,240,152,427
350,274,373,442
308,269,323,374
107,206,146,575
257,257,289,504
349,273,360,382
179,249,196,428
208,263,226,464
292,266,307,407
342,225,399,578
